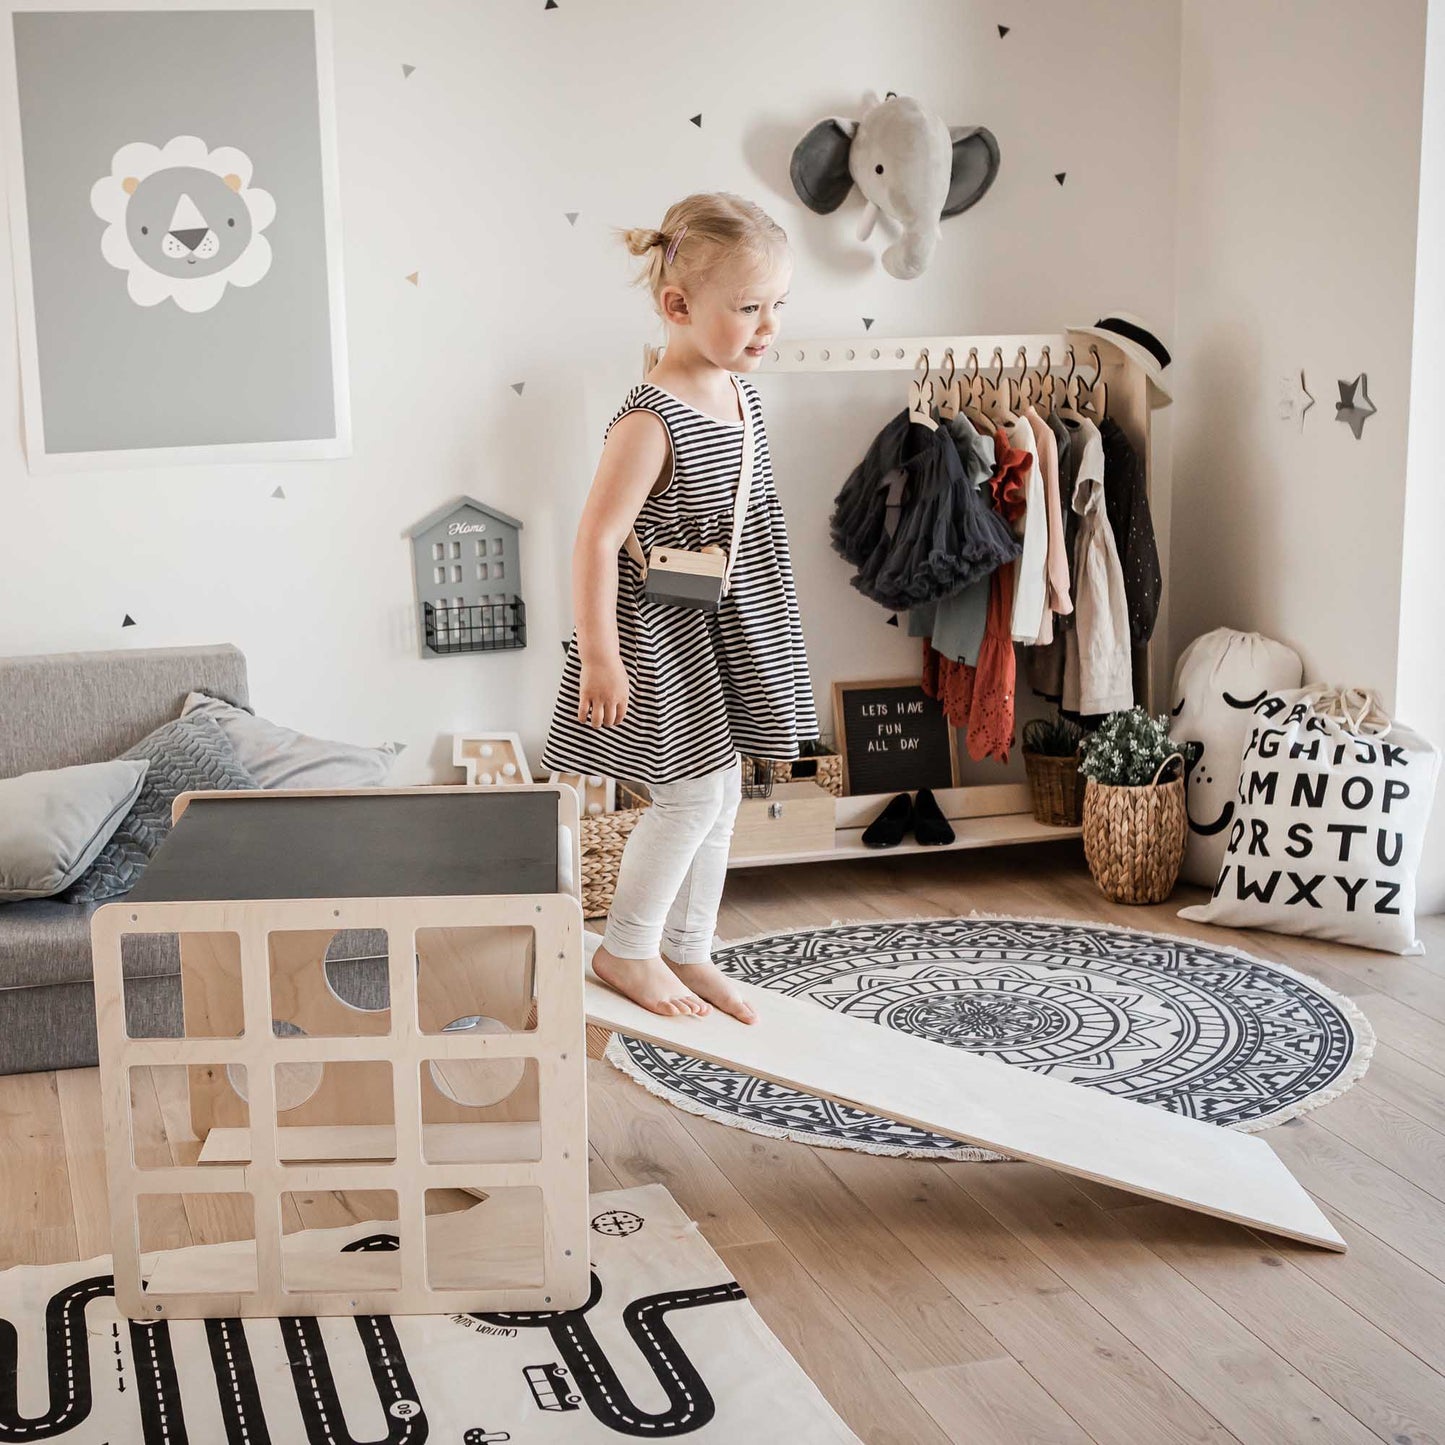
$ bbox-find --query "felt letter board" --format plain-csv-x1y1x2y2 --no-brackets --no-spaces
833,679,958,795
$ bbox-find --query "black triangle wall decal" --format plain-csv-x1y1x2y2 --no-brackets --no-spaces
863,317,875,330
690,113,702,127
998,24,1010,37
1055,171,1067,185
122,614,136,627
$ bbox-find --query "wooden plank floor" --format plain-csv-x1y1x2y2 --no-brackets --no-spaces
5,840,1445,1444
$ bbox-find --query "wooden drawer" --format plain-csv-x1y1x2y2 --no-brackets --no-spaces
730,781,836,861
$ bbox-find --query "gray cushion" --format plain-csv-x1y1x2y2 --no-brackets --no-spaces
182,691,400,788
64,714,259,904
0,896,388,992
0,759,149,900
0,644,248,780
0,897,179,988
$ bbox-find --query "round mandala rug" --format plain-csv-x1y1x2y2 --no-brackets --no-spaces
604,915,1375,1162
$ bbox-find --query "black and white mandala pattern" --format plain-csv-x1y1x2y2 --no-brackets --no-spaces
606,916,1374,1161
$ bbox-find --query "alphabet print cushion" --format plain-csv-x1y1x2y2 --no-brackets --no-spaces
1179,688,1439,954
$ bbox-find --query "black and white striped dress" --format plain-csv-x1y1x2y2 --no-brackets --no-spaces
542,375,819,787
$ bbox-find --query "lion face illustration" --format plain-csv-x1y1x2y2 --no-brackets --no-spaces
91,135,275,312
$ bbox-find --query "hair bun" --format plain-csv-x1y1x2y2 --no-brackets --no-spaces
621,226,667,257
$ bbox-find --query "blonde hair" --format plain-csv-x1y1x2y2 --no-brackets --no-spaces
617,192,788,316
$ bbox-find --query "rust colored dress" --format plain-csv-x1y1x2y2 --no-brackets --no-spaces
922,425,1033,763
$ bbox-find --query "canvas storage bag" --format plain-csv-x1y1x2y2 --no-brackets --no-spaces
1169,629,1303,885
1179,686,1439,954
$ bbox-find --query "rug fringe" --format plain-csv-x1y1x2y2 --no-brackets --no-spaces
602,909,1376,1152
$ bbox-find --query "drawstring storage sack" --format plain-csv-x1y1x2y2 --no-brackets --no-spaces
1179,686,1439,954
1169,628,1304,886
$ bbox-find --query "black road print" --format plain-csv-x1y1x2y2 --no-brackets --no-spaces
0,1273,112,1441
478,1270,747,1436
0,1237,428,1445
0,1205,777,1443
279,1234,427,1445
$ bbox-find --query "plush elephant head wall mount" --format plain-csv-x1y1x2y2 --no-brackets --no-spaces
790,90,1000,280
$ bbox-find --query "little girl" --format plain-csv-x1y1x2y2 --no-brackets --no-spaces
541,192,817,1023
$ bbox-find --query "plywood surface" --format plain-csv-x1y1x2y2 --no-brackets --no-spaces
584,971,1345,1251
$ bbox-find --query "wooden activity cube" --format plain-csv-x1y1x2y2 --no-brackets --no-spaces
92,787,589,1321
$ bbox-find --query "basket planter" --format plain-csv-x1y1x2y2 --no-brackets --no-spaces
1081,757,1188,904
752,752,845,798
1022,748,1084,826
579,784,650,919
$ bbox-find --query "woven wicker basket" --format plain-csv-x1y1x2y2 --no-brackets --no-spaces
1022,748,1085,826
1081,755,1188,904
753,752,845,798
579,783,650,920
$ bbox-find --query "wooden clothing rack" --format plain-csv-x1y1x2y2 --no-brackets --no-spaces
641,330,1160,868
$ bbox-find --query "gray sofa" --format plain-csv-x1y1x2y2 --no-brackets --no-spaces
0,644,252,1071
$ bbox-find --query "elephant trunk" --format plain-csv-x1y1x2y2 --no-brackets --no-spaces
882,224,940,281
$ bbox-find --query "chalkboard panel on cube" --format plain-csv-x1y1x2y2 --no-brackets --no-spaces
833,679,959,796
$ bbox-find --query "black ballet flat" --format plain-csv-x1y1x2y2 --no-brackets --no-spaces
862,792,913,848
912,788,955,846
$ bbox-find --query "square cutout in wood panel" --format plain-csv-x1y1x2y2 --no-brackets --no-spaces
138,1192,257,1295
124,929,244,1039
416,925,537,1036
421,1057,540,1164
269,929,393,1039
425,1187,544,1292
282,1193,402,1294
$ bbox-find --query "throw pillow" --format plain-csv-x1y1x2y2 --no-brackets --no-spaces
64,713,259,904
181,692,400,789
0,759,149,900
1178,687,1440,954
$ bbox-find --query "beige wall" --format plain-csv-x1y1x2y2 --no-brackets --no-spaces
1170,0,1427,703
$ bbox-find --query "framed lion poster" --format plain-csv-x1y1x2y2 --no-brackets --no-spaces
0,0,350,471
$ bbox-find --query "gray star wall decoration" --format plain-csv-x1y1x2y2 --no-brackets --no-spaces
1335,373,1376,439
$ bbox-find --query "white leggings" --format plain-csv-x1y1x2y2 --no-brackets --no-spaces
602,756,743,964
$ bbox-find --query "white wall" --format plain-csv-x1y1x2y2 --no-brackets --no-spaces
0,0,1183,782
1170,0,1427,700
1398,0,1445,912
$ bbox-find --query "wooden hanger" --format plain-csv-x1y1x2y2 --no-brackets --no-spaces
961,347,991,430
983,347,1018,426
908,350,939,430
1054,346,1086,423
1077,344,1109,420
1007,346,1033,415
935,349,961,421
1031,346,1054,418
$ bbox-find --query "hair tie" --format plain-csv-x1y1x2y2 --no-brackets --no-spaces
663,224,687,265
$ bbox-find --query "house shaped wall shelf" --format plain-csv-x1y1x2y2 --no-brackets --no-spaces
408,496,526,657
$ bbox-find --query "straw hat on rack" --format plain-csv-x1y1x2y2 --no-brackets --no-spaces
1067,312,1173,407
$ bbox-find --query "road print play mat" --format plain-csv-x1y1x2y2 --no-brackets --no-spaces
0,1185,858,1442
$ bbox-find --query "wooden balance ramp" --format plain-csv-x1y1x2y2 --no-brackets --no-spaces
583,967,1346,1253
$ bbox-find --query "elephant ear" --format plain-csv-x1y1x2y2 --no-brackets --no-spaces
790,117,858,214
942,125,1001,217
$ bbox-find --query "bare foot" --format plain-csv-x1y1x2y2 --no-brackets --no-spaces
592,944,710,1018
662,956,757,1024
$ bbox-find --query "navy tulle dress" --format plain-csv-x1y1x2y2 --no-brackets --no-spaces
830,409,1020,612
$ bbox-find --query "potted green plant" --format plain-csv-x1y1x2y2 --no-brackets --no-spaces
1078,708,1188,903
1021,713,1087,826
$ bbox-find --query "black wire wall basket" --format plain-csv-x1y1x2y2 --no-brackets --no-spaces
423,598,527,655
740,755,774,799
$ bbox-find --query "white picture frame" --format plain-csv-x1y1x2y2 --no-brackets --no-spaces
0,0,351,471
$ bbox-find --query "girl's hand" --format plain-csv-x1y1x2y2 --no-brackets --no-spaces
578,654,630,728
